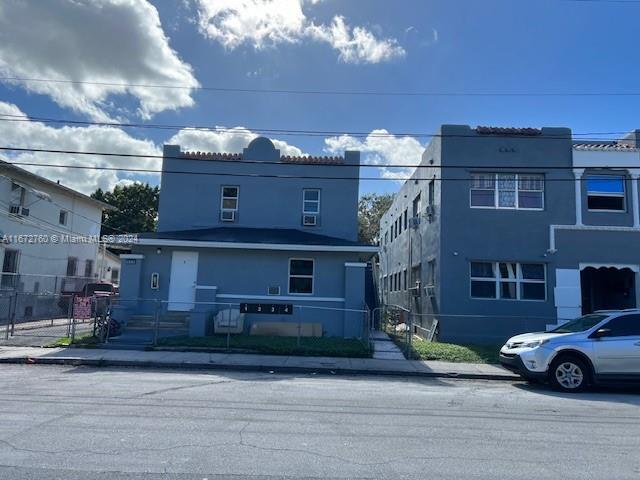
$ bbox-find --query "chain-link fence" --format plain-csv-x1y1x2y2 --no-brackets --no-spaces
376,303,558,359
1,293,373,354
0,292,114,346
101,298,373,356
0,272,97,296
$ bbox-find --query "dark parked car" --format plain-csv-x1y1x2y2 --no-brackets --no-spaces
58,282,118,314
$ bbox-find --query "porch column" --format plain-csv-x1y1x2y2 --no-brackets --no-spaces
344,262,366,338
630,169,640,228
573,168,584,226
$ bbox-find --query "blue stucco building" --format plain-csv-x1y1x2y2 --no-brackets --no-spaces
117,137,377,338
380,125,640,344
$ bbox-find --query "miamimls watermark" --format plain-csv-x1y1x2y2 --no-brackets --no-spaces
1,234,138,244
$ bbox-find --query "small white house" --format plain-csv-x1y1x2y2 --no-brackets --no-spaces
0,159,114,297
97,247,121,286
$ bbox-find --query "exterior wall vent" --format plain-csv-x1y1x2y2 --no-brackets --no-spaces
302,214,317,226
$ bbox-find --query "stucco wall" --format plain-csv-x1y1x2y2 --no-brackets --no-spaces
157,142,360,242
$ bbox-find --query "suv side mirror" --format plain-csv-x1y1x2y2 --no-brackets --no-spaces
590,328,612,339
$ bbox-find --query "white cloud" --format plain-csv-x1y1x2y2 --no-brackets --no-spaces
324,129,424,179
195,0,405,64
0,0,199,121
168,128,304,157
0,102,161,194
0,102,307,193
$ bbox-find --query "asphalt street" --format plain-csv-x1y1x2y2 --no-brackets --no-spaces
0,365,638,479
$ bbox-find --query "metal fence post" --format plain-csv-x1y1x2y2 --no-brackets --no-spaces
226,306,231,351
153,299,160,346
407,312,413,360
9,292,17,336
70,304,77,344
66,294,74,338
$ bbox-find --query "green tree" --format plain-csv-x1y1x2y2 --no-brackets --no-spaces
91,183,160,235
358,193,394,245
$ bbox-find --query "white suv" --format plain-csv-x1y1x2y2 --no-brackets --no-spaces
500,310,640,392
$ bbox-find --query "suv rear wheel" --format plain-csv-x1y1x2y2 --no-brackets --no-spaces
549,355,590,392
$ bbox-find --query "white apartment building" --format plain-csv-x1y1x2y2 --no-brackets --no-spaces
0,159,115,302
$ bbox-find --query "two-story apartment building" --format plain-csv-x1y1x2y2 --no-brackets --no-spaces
0,159,113,318
379,125,640,344
117,137,377,338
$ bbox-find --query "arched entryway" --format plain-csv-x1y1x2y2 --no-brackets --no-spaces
580,266,636,314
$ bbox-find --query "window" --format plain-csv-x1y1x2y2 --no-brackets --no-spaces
303,189,320,214
587,175,625,211
59,210,68,226
427,260,436,286
412,193,422,217
111,268,120,283
84,259,93,278
470,173,544,210
289,259,313,294
403,209,408,230
220,186,239,221
398,216,402,235
1,249,19,289
66,257,77,276
403,269,407,290
470,261,546,301
602,314,640,337
384,231,388,245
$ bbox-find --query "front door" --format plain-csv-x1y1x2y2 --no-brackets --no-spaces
592,314,640,376
168,251,198,311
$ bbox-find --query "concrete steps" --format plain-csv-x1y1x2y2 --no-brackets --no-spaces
127,313,190,331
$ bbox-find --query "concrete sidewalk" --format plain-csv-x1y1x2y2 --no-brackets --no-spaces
0,345,519,381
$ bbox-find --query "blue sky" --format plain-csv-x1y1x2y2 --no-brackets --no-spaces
0,0,639,196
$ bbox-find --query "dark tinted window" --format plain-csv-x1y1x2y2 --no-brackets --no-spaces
551,314,607,333
602,314,640,337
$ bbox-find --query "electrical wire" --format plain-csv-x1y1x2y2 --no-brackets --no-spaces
0,113,633,140
3,75,640,97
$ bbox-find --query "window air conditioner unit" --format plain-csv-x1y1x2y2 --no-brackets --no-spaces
425,205,435,217
221,210,235,222
20,207,29,217
268,286,281,295
409,216,420,229
408,281,421,297
303,214,317,226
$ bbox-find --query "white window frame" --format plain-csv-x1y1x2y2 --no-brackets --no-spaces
220,186,239,221
470,173,544,211
469,261,546,301
288,258,314,295
302,189,321,215
586,175,626,212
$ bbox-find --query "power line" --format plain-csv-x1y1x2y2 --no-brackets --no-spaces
1,145,639,172
0,156,635,182
3,75,640,97
0,113,633,140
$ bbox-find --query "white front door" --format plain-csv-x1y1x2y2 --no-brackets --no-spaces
168,251,199,311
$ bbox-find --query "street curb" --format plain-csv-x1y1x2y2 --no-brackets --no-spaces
0,356,520,381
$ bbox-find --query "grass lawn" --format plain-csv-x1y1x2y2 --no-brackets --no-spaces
46,332,100,348
390,333,501,364
155,335,372,358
